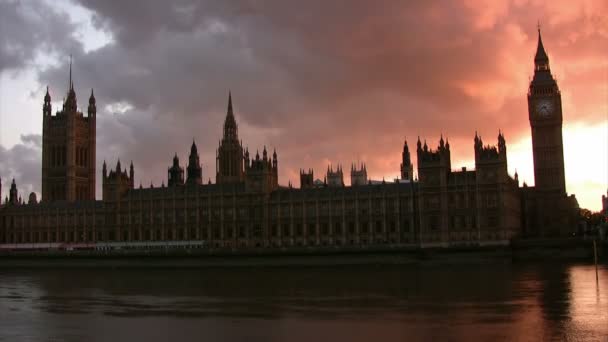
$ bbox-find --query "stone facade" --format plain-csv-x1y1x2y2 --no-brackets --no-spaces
0,31,580,247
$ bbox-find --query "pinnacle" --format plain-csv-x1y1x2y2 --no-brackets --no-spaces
535,27,549,63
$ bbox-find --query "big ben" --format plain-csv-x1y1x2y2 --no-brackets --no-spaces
527,28,566,195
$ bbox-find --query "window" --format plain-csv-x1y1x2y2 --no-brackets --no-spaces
375,221,382,233
361,222,369,234
282,224,290,237
271,224,278,237
253,225,262,238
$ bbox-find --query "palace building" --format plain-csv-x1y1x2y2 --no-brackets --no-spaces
0,30,578,248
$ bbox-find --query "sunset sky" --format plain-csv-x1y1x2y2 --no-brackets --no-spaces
0,0,606,210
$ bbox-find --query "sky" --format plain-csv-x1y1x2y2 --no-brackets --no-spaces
0,0,606,211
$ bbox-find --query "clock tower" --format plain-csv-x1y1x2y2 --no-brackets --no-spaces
527,28,566,195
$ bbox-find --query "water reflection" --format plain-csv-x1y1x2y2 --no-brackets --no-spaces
0,263,606,341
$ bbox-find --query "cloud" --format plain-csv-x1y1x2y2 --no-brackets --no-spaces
0,134,41,200
0,0,81,73
2,0,607,209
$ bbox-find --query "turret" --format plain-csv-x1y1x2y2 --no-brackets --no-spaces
300,169,314,189
474,131,507,165
102,159,133,201
43,86,52,116
9,179,18,205
327,164,344,187
400,138,414,181
88,88,96,117
244,147,250,168
498,130,506,155
28,192,38,205
474,131,509,184
417,136,451,186
245,145,278,192
168,153,185,186
186,140,203,185
351,162,368,186
129,161,135,189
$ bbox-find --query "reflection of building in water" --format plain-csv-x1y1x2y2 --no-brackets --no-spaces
0,31,579,248
601,190,608,240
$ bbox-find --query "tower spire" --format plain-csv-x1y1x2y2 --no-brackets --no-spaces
69,54,73,90
64,55,77,112
223,91,238,141
534,25,549,71
228,90,233,117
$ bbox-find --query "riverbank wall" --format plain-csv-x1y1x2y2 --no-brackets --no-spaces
0,238,604,268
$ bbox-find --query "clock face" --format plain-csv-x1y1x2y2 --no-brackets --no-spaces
536,99,553,117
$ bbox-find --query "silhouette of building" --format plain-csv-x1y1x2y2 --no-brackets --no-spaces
42,58,96,202
0,31,579,247
351,163,368,186
520,28,579,237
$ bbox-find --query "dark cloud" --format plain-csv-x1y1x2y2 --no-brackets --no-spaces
4,0,607,198
0,0,80,73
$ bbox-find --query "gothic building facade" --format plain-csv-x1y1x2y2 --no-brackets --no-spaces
0,31,578,248
42,59,96,202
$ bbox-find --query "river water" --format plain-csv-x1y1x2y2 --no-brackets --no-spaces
1,263,607,341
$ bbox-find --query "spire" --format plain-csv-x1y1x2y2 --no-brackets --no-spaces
116,159,121,172
129,161,135,188
223,91,238,141
228,90,233,116
69,54,73,90
534,25,549,70
191,139,198,154
43,86,52,116
44,86,51,102
88,88,96,117
65,55,77,112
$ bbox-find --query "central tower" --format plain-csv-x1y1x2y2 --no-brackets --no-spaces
42,60,96,202
527,29,566,195
216,92,245,184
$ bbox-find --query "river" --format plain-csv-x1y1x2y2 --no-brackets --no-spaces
1,263,607,341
